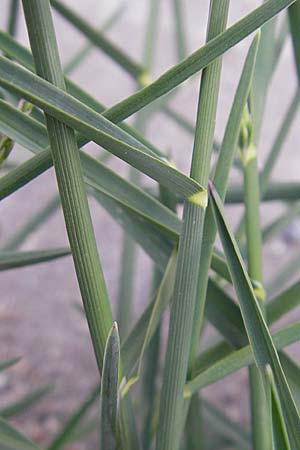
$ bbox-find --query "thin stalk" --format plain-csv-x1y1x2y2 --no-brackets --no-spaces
2,194,60,251
288,0,300,84
117,0,161,339
235,81,299,243
6,0,19,37
142,269,162,450
172,0,188,61
21,0,112,371
63,3,125,75
103,0,295,123
227,181,300,203
50,0,147,83
239,105,270,450
156,3,229,450
188,34,260,370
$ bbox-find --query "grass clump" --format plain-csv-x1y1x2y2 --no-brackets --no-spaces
1,1,300,449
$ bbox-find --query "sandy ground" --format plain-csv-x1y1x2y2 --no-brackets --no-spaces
1,1,300,449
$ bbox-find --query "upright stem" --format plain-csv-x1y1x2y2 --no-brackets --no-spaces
156,3,229,450
6,0,19,37
22,0,113,372
239,105,271,450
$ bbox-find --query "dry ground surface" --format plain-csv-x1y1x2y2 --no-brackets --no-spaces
1,1,300,449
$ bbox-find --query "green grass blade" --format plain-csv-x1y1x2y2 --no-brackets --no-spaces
251,14,276,144
156,3,229,449
288,0,300,83
266,365,292,450
21,0,113,371
0,101,232,280
3,194,61,251
121,250,177,394
63,3,125,75
260,89,299,192
0,358,20,372
47,384,100,450
268,278,300,323
0,31,165,160
105,0,296,121
189,33,260,369
184,394,204,450
92,188,173,272
0,385,53,419
239,101,269,449
6,0,19,37
0,58,203,200
202,399,251,450
100,323,120,450
0,248,70,271
50,0,146,82
0,150,52,201
226,180,300,203
185,323,300,395
0,417,43,450
172,0,187,61
262,202,300,244
209,182,300,449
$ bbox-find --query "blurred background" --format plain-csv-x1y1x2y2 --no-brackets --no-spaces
1,1,300,448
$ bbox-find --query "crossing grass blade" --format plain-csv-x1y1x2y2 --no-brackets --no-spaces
261,202,300,244
0,31,165,159
63,2,126,75
3,194,61,251
0,248,70,271
104,0,296,121
225,180,300,203
0,57,204,200
0,385,53,419
0,417,43,450
0,358,20,372
266,365,291,450
189,32,260,369
47,384,100,450
21,0,113,372
50,0,147,83
6,0,19,37
120,250,177,393
100,323,120,450
185,323,300,395
288,0,300,84
0,100,231,280
268,278,300,323
156,4,230,450
209,182,300,449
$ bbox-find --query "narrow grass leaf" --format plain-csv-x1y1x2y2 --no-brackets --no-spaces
209,182,300,449
266,365,291,450
268,279,300,323
189,32,260,368
120,251,177,394
288,1,300,83
0,417,43,450
0,57,204,200
0,31,165,159
47,384,100,450
0,248,70,271
21,0,113,371
100,323,120,450
105,0,296,121
0,358,20,372
185,323,300,395
157,3,230,449
50,0,146,82
0,385,53,419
